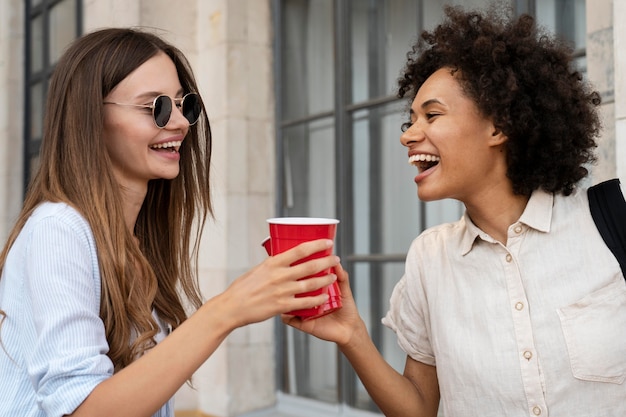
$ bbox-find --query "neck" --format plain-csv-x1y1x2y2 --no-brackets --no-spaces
119,183,148,234
464,186,530,245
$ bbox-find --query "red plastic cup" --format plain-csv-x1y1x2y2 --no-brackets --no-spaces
262,217,342,320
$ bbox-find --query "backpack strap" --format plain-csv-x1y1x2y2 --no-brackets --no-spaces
588,178,626,278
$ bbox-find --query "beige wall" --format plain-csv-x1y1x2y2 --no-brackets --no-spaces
0,0,24,241
613,0,626,182
585,0,625,185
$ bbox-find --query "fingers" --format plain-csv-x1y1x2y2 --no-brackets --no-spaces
270,239,340,282
258,239,346,319
333,262,349,282
279,239,334,265
291,273,336,296
294,287,331,310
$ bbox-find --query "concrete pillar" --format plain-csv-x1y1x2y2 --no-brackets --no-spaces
613,0,626,182
0,0,25,242
176,1,277,416
586,0,617,183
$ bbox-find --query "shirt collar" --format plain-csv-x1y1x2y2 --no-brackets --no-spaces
518,189,553,233
459,189,554,255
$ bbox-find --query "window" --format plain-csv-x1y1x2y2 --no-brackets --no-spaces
24,0,82,191
274,0,585,414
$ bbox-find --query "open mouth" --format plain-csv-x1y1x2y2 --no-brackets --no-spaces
408,154,440,172
150,140,182,153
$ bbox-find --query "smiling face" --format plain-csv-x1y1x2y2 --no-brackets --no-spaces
103,52,190,194
400,67,508,204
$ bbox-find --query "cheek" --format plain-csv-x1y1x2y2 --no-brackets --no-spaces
102,126,148,166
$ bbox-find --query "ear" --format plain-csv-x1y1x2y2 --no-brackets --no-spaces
488,127,508,147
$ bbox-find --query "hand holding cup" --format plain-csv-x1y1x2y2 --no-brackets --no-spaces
262,217,343,320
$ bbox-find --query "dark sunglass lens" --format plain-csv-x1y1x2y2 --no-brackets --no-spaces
182,94,201,125
153,95,172,128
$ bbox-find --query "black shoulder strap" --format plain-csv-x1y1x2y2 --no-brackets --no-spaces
588,178,626,278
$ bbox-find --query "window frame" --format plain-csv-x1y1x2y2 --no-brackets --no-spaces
273,0,589,413
23,0,83,193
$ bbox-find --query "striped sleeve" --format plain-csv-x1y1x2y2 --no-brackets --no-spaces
24,209,113,416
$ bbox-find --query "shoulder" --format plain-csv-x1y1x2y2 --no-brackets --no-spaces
552,184,593,222
19,202,97,253
27,202,93,235
30,201,88,224
408,219,465,256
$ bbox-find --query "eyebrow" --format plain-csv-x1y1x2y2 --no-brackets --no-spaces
420,98,445,109
409,98,445,116
134,89,185,101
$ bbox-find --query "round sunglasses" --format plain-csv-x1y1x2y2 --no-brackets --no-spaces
103,93,201,128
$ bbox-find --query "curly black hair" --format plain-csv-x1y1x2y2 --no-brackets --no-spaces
398,5,601,196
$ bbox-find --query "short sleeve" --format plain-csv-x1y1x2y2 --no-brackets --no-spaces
24,210,113,415
382,239,436,366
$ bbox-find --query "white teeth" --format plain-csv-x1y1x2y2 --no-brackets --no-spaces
150,141,182,150
408,154,440,165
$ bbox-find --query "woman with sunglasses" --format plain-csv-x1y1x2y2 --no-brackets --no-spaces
0,28,339,417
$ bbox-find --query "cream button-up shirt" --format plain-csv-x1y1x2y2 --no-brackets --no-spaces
383,187,626,417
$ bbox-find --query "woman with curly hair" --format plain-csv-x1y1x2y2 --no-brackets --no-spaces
287,5,625,416
0,28,339,417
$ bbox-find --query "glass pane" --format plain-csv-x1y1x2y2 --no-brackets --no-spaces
280,118,338,404
50,0,77,65
572,55,586,73
350,0,419,103
282,118,336,218
30,14,44,73
424,199,464,229
349,1,370,103
536,0,586,50
30,82,45,138
352,101,422,256
423,0,498,31
352,261,407,412
282,0,334,120
284,327,338,403
30,154,41,181
383,0,420,98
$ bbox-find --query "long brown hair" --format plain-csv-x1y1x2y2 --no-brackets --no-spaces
0,28,212,372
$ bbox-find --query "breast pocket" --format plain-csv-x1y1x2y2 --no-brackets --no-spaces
557,278,626,384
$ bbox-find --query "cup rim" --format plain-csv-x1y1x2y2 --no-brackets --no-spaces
266,217,339,225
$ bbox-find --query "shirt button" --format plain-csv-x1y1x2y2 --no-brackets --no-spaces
523,351,533,360
515,302,524,311
514,225,523,234
505,254,513,262
532,406,542,415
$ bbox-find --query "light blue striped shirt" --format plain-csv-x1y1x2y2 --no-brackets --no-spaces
0,202,172,417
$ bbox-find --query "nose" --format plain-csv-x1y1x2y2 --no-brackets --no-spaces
165,101,190,131
400,121,425,147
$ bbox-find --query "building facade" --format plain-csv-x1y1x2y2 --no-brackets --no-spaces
0,1,624,416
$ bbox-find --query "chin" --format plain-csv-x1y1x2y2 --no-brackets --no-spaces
417,186,445,202
154,170,180,181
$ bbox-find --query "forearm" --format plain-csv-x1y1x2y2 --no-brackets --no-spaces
340,324,439,417
68,295,234,417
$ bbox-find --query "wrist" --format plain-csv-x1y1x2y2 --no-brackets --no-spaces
198,293,241,336
339,318,370,351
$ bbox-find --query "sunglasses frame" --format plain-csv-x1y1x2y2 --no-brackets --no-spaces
103,92,201,128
